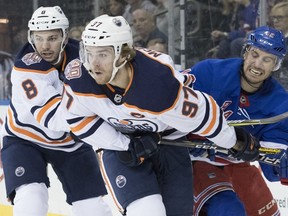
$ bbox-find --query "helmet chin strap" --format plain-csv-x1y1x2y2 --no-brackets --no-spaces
50,35,67,66
52,45,65,66
108,57,127,83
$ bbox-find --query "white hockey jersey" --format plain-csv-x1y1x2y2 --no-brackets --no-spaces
1,41,82,151
43,48,236,150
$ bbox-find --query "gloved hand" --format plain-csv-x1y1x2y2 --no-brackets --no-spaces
117,132,160,167
189,147,207,157
189,148,216,161
187,133,215,160
229,127,260,162
279,150,288,186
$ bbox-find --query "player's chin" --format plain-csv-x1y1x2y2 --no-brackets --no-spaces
45,57,58,64
93,76,107,85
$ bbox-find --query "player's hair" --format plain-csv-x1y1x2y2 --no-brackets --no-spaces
242,26,286,71
81,14,134,83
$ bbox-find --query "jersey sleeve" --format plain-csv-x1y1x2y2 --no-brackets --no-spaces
11,62,70,133
160,84,237,149
30,89,70,132
62,84,130,151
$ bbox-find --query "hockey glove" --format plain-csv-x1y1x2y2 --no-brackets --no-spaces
186,133,207,157
229,127,260,162
189,147,207,157
117,133,160,167
279,150,288,186
187,133,215,160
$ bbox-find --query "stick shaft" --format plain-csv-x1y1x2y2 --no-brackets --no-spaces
160,140,281,166
227,112,288,126
160,112,288,165
160,140,281,154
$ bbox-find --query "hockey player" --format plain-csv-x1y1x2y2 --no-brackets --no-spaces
54,14,259,216
0,6,113,216
185,26,288,216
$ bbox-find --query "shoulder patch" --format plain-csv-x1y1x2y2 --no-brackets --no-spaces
65,59,82,80
22,53,42,65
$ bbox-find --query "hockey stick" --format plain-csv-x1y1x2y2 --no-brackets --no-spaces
160,112,288,165
226,111,288,126
160,140,282,166
164,112,288,151
160,140,281,154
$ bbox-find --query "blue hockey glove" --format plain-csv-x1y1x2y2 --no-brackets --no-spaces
117,133,160,167
189,147,207,157
187,133,215,160
229,127,260,162
280,151,288,186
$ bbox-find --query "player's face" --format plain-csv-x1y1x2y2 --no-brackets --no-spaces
32,30,63,64
242,47,277,91
85,46,115,84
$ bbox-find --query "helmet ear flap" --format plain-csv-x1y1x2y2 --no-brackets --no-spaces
273,59,282,71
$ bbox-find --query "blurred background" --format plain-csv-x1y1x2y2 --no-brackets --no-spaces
0,1,281,101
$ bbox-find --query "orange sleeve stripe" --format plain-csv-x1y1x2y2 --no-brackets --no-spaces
71,116,97,133
13,66,55,74
7,108,73,144
36,97,61,123
201,96,218,135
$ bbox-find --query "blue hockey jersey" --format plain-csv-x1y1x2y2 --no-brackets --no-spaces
185,58,288,181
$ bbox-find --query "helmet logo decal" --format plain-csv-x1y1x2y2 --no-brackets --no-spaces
259,39,272,47
112,18,122,27
264,31,275,38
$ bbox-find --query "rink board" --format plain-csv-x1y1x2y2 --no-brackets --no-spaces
0,105,288,215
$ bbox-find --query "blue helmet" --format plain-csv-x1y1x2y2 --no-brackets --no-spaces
246,26,286,58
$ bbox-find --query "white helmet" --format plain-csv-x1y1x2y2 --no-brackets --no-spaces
81,14,133,83
28,6,69,64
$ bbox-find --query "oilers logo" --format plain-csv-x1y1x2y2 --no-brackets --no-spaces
112,18,122,27
116,175,127,188
107,117,158,133
15,166,25,177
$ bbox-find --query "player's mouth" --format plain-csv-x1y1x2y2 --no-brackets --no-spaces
41,52,54,59
249,68,262,76
92,71,102,75
90,71,104,79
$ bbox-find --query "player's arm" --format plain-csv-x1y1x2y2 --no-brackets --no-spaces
62,84,160,165
11,65,70,132
162,85,259,161
62,84,130,150
30,92,70,132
